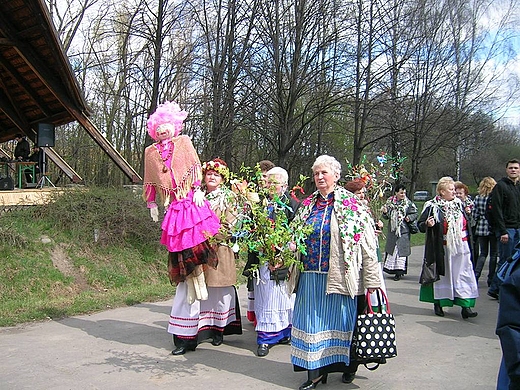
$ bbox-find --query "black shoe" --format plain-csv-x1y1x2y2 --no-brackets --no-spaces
171,344,196,355
172,343,197,356
342,372,356,384
487,291,499,300
393,274,402,281
434,303,445,317
299,374,328,390
461,307,478,319
257,344,270,357
211,333,223,346
278,337,290,345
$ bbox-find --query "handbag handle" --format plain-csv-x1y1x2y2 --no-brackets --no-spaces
365,289,392,314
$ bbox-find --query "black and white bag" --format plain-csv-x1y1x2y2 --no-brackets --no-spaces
353,289,397,362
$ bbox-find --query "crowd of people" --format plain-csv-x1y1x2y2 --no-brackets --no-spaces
142,101,520,389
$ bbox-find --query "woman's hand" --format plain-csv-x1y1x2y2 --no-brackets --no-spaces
426,216,435,227
367,288,379,294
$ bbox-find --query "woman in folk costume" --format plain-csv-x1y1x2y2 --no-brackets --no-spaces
251,167,299,358
142,101,221,355
417,176,479,319
290,155,381,389
198,158,243,346
381,184,418,281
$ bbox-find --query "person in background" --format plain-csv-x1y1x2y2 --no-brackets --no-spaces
142,101,221,355
244,159,275,325
25,145,43,183
196,158,243,346
381,184,418,281
455,181,478,265
291,155,380,389
496,258,520,390
488,159,520,300
247,166,299,357
455,181,474,215
13,134,30,161
418,176,479,319
472,177,498,286
259,159,275,187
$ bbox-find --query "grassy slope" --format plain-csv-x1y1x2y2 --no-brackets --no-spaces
0,187,174,327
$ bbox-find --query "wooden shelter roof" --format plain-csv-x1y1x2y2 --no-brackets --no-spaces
0,0,141,183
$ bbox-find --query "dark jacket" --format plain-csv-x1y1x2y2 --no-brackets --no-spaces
28,149,43,171
418,202,474,278
491,177,520,236
14,138,30,160
496,261,520,389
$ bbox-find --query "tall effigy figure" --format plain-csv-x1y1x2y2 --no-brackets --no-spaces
142,101,221,355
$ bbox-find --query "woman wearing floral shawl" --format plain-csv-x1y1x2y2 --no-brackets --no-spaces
290,155,381,389
417,176,479,319
381,184,418,281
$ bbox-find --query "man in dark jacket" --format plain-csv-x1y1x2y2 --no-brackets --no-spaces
488,159,520,299
496,259,520,389
14,134,30,161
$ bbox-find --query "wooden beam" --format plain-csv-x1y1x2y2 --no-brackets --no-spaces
43,146,82,183
71,112,141,183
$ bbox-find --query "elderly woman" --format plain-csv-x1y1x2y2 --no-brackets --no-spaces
418,176,479,319
176,158,243,347
381,184,418,281
472,177,498,285
246,166,299,357
290,155,381,389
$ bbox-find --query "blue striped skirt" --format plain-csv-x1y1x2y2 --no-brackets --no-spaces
290,272,357,370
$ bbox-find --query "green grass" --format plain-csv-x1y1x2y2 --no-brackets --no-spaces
0,187,174,327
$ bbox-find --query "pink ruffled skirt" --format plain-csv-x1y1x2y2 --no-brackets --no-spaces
160,190,220,252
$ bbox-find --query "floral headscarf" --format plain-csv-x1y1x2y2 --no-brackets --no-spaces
385,195,413,237
424,195,464,254
294,185,374,296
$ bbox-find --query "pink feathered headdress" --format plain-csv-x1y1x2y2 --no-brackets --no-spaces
147,101,188,140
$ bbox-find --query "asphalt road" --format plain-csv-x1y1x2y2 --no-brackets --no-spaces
0,246,501,390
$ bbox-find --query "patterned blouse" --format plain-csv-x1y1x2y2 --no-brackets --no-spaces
301,193,334,272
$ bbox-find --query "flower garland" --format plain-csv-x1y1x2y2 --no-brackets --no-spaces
202,160,230,181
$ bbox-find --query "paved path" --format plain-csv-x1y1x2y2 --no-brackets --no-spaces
1,246,501,389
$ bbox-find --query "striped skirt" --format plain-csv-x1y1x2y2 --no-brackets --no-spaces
291,272,357,371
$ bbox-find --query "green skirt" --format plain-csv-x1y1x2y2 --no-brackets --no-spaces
419,283,476,308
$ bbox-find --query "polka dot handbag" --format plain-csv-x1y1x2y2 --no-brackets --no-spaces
353,289,397,360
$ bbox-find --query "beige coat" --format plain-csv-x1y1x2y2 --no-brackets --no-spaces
204,187,238,287
326,209,381,296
